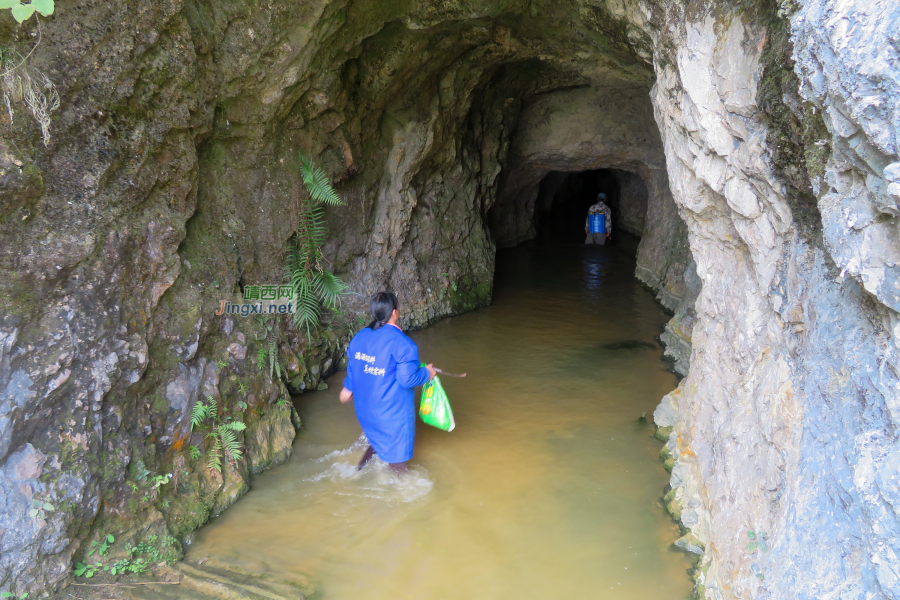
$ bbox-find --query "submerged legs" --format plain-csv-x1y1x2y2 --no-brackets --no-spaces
357,445,408,474
357,445,376,470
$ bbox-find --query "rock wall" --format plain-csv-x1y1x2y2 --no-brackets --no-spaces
648,1,900,598
612,169,649,236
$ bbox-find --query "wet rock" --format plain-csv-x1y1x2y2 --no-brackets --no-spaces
226,343,246,361
653,426,673,443
0,141,42,223
674,532,706,556
137,559,310,600
245,408,295,476
652,389,680,429
0,444,51,591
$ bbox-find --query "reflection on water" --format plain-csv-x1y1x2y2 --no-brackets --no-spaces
186,243,692,599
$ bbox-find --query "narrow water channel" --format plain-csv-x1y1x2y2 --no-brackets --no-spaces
186,242,693,599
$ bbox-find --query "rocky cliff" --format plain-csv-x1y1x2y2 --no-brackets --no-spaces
0,0,898,598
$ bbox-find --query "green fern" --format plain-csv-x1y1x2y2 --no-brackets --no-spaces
190,396,215,431
218,422,247,462
288,153,349,335
257,347,267,370
268,337,281,380
190,394,245,473
206,433,222,473
300,154,344,206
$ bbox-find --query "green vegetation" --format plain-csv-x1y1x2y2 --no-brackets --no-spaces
1,592,28,599
268,337,283,380
256,320,287,380
73,561,101,578
28,498,54,520
88,534,115,558
125,459,172,505
190,394,247,473
746,530,770,581
746,530,770,553
0,0,53,22
0,0,58,146
287,153,348,335
438,272,457,300
148,473,172,489
257,346,268,370
74,534,178,578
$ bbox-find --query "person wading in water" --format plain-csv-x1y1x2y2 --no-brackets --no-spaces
584,192,612,245
339,291,437,474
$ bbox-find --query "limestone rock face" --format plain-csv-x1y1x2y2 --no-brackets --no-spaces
647,2,900,599
0,0,898,598
245,407,298,476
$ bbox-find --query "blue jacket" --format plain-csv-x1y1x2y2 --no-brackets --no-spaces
344,324,431,463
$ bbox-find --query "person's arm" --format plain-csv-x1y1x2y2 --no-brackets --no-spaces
340,351,354,403
605,207,613,237
396,341,435,388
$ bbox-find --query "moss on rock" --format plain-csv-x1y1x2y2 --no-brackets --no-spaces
654,425,673,443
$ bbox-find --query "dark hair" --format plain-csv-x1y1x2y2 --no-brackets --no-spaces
369,291,399,330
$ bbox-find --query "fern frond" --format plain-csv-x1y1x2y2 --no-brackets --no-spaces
286,153,349,337
268,337,277,379
293,279,322,334
315,271,348,309
294,203,326,261
257,346,267,370
220,421,247,432
218,426,243,462
206,394,218,419
299,153,344,206
190,401,208,431
207,436,223,473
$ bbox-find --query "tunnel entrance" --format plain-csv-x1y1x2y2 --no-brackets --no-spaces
529,169,650,244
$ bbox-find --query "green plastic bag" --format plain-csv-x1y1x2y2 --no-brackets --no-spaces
419,369,456,432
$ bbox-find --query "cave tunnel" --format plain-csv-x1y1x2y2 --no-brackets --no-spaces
531,168,650,243
4,0,896,598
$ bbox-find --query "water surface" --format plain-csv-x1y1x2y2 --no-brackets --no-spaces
187,243,692,599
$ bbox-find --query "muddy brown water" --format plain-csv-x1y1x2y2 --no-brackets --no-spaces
186,243,693,599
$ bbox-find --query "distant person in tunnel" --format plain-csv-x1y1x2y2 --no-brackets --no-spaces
584,193,612,245
339,291,437,474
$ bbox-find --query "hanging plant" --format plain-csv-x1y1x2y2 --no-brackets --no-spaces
286,153,348,335
0,0,59,146
0,0,54,23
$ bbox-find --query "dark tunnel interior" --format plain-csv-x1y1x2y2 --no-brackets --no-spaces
533,169,648,244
